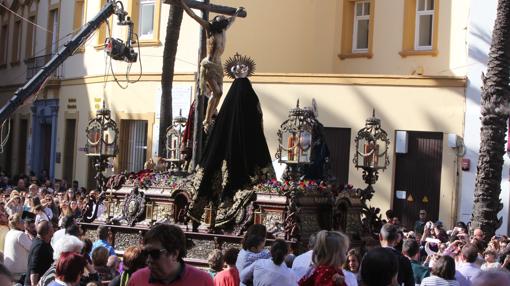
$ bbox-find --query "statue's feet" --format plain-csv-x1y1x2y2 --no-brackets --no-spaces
192,220,200,232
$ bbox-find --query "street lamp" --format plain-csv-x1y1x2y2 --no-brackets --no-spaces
275,100,318,179
85,103,118,195
353,109,390,197
165,110,187,172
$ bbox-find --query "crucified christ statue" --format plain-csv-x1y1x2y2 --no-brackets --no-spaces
180,0,244,130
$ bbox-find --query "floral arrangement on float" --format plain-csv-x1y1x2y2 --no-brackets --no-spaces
253,178,337,195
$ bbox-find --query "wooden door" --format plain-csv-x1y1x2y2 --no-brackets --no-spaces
393,131,443,229
63,119,76,182
17,119,28,176
323,127,351,186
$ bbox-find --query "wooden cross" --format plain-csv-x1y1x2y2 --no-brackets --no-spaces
164,0,246,169
164,0,247,18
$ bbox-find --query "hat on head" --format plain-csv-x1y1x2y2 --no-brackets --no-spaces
435,220,443,228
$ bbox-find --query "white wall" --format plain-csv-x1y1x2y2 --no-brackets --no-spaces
461,0,509,235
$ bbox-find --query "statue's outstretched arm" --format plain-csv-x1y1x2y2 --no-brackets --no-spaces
180,0,209,29
226,7,245,29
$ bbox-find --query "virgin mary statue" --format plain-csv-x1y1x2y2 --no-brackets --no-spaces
188,54,275,229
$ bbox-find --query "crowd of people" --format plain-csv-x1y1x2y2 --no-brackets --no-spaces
0,173,510,285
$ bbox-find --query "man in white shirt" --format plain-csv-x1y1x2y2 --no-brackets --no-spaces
292,233,357,286
3,213,32,282
456,243,482,286
51,215,75,249
292,233,316,280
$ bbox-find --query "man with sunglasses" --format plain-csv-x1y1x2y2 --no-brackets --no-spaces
128,224,213,286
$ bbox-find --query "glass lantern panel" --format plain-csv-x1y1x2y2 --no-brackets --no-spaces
283,131,299,163
87,122,102,155
103,126,116,144
375,138,388,169
298,131,312,163
169,134,180,160
358,137,379,168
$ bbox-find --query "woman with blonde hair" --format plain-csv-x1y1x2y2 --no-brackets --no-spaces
299,230,356,286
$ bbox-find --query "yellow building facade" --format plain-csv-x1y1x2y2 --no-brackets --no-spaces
0,0,468,229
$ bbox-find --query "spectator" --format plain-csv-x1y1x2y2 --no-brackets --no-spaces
6,190,23,216
28,184,39,199
82,238,93,264
34,204,50,225
379,223,414,286
0,206,9,250
402,239,430,284
415,209,427,235
208,249,224,278
38,234,88,286
22,211,37,240
214,248,240,286
360,247,398,286
236,224,270,275
472,228,485,242
16,178,27,193
0,263,13,286
471,270,510,286
47,252,87,286
292,233,316,280
3,212,32,283
241,239,297,286
238,235,267,274
92,246,117,281
456,243,481,285
109,245,147,286
107,255,121,276
343,249,361,277
70,200,81,218
298,230,356,286
51,215,75,249
481,249,501,270
420,255,459,286
127,223,213,286
25,220,54,286
90,225,115,257
65,224,83,239
58,201,73,226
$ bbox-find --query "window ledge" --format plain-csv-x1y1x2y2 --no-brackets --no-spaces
134,40,162,47
337,52,373,60
399,49,438,57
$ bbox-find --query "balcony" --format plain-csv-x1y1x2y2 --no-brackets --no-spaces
25,54,63,81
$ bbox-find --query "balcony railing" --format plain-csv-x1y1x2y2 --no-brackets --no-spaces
25,54,63,81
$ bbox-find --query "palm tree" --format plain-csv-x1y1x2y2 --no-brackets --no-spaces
471,0,510,239
159,4,184,156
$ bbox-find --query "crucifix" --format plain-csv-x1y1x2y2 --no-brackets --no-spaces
166,0,247,169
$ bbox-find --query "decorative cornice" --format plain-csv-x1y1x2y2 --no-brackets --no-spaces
0,73,467,93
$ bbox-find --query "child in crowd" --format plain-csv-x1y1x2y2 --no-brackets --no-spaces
208,249,224,278
214,248,240,286
481,249,501,270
